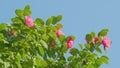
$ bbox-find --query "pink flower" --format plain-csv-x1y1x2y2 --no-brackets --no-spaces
25,16,34,27
56,29,64,36
67,38,74,49
94,36,98,44
102,36,111,49
10,30,14,36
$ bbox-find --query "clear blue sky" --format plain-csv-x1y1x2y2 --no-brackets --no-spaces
0,0,119,68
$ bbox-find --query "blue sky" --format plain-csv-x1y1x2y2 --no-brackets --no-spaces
0,0,119,68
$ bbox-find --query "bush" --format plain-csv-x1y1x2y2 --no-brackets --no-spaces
0,5,112,68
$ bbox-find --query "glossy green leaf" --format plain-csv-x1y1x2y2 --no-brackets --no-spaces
78,44,83,49
70,48,79,56
46,17,53,26
34,18,44,26
91,32,96,38
67,56,74,61
38,46,45,57
98,36,102,42
98,29,109,36
34,56,47,67
0,23,6,30
61,44,67,53
56,15,62,22
51,15,62,25
11,17,23,24
89,43,95,52
86,34,93,42
96,47,102,54
55,24,63,29
85,44,90,49
22,60,33,68
100,56,109,64
51,16,57,25
40,40,48,49
15,9,24,17
24,5,32,16
58,35,66,42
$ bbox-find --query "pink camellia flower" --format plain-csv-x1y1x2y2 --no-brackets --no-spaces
67,38,74,49
94,36,98,44
102,36,111,49
25,16,34,27
10,30,14,36
56,29,64,36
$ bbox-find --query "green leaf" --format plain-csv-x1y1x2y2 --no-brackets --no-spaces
52,15,62,25
89,43,95,52
70,48,79,56
59,35,66,42
78,44,83,49
15,9,24,17
86,34,93,42
85,64,94,68
34,56,47,67
51,16,57,25
35,18,44,26
56,15,62,22
98,29,109,36
61,44,67,53
96,47,102,54
16,53,21,61
85,44,90,49
55,24,63,29
82,64,95,68
40,26,46,33
11,17,23,24
24,5,32,16
22,60,33,68
16,62,22,68
48,31,57,40
100,56,109,64
46,17,53,26
40,40,48,49
91,32,96,38
41,35,49,41
68,56,74,61
0,33,3,38
95,42,101,47
0,23,6,30
95,59,103,67
38,46,45,57
98,36,102,43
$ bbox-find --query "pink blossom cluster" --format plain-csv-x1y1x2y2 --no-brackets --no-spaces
56,29,74,49
86,36,111,49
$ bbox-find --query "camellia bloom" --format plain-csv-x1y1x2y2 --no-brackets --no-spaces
10,30,14,36
56,29,64,36
94,36,98,44
102,36,111,49
25,16,34,27
67,38,74,49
